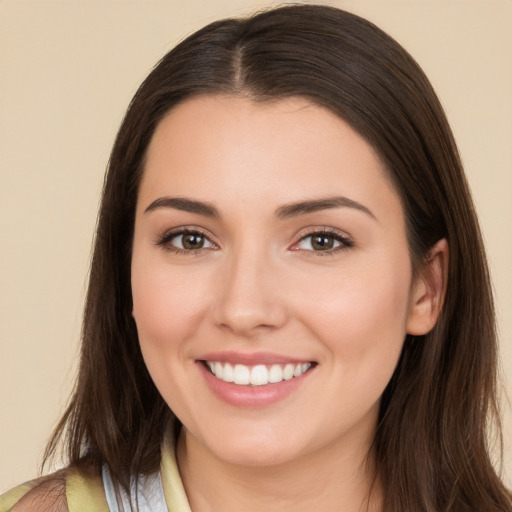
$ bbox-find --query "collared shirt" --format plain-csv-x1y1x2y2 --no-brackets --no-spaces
0,435,191,512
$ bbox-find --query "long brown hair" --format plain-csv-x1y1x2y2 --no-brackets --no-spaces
44,5,511,510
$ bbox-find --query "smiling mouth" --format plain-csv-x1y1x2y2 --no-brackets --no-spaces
202,360,316,386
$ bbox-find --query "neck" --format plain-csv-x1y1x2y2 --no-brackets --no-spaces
176,427,382,512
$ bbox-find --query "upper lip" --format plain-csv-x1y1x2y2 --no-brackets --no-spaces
199,351,315,366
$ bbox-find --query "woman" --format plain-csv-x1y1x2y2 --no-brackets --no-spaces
1,4,510,511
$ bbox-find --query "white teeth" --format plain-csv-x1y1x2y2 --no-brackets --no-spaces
250,365,268,386
222,363,234,382
233,364,250,385
283,363,295,380
268,364,283,383
207,361,312,386
214,362,223,380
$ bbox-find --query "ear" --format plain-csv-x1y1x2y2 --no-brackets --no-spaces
406,238,449,335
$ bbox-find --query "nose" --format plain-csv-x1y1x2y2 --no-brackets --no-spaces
213,247,288,337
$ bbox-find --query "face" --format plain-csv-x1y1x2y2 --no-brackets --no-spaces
131,95,428,468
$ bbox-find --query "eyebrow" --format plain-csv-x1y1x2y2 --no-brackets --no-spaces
144,195,376,220
144,197,220,217
275,196,376,221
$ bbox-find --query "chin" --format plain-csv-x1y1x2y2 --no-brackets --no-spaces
215,442,299,468
197,423,309,468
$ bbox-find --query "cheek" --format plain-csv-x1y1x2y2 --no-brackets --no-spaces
130,258,212,414
131,261,211,345
297,254,411,380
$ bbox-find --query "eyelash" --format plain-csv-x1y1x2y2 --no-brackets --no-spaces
155,227,354,256
291,228,354,256
155,227,216,255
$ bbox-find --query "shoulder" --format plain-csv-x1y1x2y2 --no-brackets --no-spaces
0,469,108,512
1,476,66,512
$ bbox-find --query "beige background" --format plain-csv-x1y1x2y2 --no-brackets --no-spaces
1,0,511,493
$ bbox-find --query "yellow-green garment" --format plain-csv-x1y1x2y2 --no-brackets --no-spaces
0,438,191,512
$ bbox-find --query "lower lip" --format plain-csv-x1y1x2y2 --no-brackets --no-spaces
197,362,314,408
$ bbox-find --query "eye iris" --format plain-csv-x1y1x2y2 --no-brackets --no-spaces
182,233,204,250
311,235,334,250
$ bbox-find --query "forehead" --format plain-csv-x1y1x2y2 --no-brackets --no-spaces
139,94,402,223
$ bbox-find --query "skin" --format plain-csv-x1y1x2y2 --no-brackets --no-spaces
131,95,447,512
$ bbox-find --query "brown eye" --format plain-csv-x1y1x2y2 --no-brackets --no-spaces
298,233,340,251
293,230,353,253
181,233,205,250
311,235,335,250
158,230,216,252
